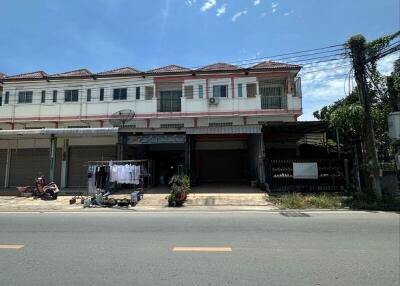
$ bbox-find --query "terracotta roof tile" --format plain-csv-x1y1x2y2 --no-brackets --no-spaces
2,60,302,82
197,62,240,71
6,71,48,79
96,67,141,76
147,64,191,73
50,69,92,77
251,61,301,70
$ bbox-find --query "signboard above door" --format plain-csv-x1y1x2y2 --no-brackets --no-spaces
128,134,186,145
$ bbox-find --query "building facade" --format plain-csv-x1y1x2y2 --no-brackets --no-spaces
0,62,302,189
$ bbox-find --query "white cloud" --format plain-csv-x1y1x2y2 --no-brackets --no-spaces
284,10,294,16
271,2,278,13
298,60,353,120
232,10,248,22
216,4,226,16
185,0,196,6
261,12,267,17
377,52,399,75
254,0,261,6
201,0,216,11
298,52,400,121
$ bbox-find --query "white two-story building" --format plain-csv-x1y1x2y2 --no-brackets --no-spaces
0,61,302,189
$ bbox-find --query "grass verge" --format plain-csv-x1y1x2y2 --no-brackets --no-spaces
270,193,343,209
269,192,400,211
344,192,400,212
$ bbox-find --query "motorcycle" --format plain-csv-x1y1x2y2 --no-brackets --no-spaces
33,176,59,200
17,176,59,200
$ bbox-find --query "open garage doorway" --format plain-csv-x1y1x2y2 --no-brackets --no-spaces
193,135,250,186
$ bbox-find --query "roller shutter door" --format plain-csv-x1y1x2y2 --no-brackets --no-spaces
9,148,62,187
0,150,7,188
67,146,116,187
197,150,248,183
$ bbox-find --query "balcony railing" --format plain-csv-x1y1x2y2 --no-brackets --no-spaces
158,98,181,112
261,95,287,109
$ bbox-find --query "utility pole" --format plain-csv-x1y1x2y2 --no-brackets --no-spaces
348,35,382,200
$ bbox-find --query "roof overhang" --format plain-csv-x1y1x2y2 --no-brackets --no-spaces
185,125,262,135
0,127,119,139
262,121,329,134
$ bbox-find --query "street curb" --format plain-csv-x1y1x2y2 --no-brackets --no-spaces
0,208,396,214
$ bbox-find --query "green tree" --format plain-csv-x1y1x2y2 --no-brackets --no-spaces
314,59,399,158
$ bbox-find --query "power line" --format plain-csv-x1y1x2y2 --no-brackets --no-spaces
218,43,346,67
366,41,400,63
300,63,352,75
234,53,349,68
228,48,347,66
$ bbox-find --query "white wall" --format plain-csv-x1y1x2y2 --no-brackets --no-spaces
0,75,302,127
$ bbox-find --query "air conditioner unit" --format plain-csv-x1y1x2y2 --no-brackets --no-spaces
208,97,219,105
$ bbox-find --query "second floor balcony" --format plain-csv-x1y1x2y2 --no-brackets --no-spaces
157,91,182,112
0,77,302,122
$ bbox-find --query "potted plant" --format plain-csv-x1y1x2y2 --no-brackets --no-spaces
167,174,191,207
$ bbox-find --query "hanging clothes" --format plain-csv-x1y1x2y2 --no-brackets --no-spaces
133,165,141,185
88,161,147,196
87,165,97,195
110,164,118,183
95,166,109,189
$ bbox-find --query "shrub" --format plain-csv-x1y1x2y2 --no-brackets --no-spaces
167,174,191,207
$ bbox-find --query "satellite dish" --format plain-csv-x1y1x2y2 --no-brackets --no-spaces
109,109,135,128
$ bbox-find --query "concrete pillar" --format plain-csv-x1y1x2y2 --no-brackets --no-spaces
181,97,187,113
231,77,235,98
117,133,126,160
60,139,69,188
257,134,266,185
4,148,11,188
287,73,292,94
184,135,191,175
205,79,209,99
49,135,57,182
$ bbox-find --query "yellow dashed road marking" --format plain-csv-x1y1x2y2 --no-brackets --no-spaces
173,247,232,252
0,244,24,249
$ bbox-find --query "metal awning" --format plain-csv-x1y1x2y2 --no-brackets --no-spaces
0,127,119,139
185,125,262,135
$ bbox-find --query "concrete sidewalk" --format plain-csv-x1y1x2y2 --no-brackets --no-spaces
0,192,277,212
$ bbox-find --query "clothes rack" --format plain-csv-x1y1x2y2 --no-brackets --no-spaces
86,159,154,195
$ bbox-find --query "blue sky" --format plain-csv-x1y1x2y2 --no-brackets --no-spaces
0,0,399,120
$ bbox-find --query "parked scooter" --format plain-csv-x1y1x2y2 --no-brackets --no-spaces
32,176,59,200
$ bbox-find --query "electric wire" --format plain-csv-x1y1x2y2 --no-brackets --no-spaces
214,43,346,67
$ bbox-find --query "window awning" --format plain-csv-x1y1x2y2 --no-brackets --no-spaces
185,125,262,134
0,127,119,139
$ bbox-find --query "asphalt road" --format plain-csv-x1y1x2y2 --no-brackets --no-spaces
0,211,399,286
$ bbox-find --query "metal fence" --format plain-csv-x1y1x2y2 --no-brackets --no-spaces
261,95,287,109
158,98,181,112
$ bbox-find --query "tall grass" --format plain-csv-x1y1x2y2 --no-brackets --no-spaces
270,193,343,209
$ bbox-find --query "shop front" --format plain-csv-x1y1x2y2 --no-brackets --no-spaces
0,128,119,190
9,148,62,187
0,149,7,188
126,134,187,186
193,135,249,184
187,125,264,186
